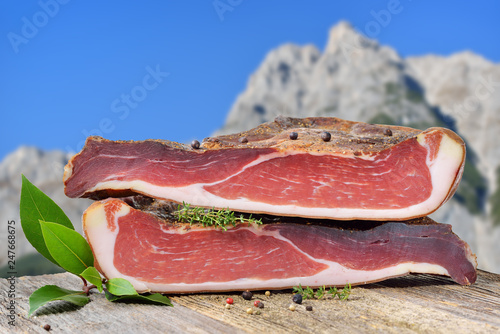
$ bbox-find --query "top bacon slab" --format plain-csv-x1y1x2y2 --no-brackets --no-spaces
63,116,465,220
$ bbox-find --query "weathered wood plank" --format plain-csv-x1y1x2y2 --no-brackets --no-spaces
1,270,499,333
1,273,244,333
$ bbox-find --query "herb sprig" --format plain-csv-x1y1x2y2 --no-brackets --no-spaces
293,283,352,300
175,202,263,231
20,175,172,316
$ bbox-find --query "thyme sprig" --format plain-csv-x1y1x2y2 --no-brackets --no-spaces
175,202,263,231
294,284,315,299
293,283,352,300
329,283,352,300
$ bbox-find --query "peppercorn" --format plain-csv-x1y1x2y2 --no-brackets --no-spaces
384,128,393,136
242,290,253,300
265,291,271,297
254,300,260,307
239,137,248,143
246,308,253,314
292,293,303,304
226,297,234,304
43,324,51,331
321,131,331,142
255,309,261,315
289,304,296,311
257,301,264,308
306,305,313,311
225,303,231,309
191,140,200,149
289,132,298,140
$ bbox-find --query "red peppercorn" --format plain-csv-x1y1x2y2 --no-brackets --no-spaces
254,300,261,307
226,298,234,304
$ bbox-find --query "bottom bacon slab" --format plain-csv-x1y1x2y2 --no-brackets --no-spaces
83,198,477,293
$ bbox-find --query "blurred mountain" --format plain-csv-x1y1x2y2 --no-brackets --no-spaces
218,21,443,134
1,21,499,274
217,21,500,272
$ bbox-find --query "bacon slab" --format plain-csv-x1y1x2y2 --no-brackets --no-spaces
83,198,477,293
65,116,466,220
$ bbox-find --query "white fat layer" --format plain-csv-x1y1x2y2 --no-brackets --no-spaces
83,202,152,291
88,131,463,220
85,202,450,293
137,262,448,293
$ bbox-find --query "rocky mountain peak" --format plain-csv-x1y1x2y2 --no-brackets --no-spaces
324,21,360,51
323,20,392,63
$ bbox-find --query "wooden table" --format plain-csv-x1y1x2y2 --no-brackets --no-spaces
1,270,499,333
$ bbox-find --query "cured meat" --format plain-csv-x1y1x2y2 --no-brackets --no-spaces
83,198,477,293
65,116,466,220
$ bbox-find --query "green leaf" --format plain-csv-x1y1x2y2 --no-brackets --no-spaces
29,285,89,316
80,267,103,293
20,175,74,265
105,278,138,296
40,221,94,275
105,291,173,306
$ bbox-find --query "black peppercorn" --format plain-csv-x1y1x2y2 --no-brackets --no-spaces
384,128,393,136
292,293,303,304
242,290,253,300
257,301,264,308
239,137,248,143
306,305,313,311
43,324,51,331
289,132,298,140
191,140,200,149
321,131,331,142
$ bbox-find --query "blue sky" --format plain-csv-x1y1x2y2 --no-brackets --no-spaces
1,0,499,160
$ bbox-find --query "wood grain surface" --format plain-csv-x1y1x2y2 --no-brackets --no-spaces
1,270,499,333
